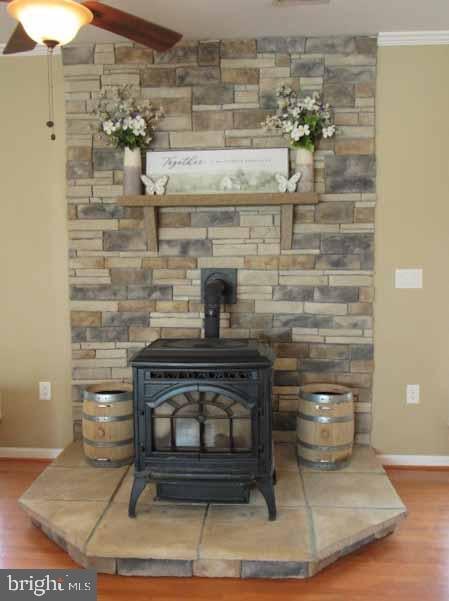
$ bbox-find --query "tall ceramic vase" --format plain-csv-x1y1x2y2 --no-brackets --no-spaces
123,147,142,195
294,147,314,193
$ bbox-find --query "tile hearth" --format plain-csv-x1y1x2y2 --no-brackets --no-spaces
20,443,406,579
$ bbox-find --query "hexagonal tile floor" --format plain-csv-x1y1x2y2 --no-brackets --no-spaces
20,442,406,579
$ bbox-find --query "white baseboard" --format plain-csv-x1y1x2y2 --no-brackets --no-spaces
0,447,63,459
379,454,449,467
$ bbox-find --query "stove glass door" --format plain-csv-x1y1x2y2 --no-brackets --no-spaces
151,389,252,453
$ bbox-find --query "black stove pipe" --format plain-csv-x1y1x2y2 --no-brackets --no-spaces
204,278,225,338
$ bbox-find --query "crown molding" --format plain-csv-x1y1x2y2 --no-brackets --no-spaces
2,32,448,53
0,44,61,57
378,31,449,46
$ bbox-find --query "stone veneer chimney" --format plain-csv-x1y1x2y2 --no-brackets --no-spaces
64,36,376,443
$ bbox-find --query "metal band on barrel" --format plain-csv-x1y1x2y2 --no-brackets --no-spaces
297,438,353,451
82,413,132,423
300,391,353,404
86,457,132,468
298,456,351,470
297,411,353,424
83,390,132,403
83,437,133,447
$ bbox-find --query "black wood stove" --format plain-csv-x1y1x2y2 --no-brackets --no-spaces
128,271,277,520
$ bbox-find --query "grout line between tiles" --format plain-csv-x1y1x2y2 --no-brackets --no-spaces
82,465,130,554
196,503,210,560
297,456,318,560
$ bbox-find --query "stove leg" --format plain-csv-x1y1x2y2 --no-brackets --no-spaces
256,476,277,521
128,477,146,518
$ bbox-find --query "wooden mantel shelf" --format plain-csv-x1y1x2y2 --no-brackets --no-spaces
118,192,319,252
119,192,318,207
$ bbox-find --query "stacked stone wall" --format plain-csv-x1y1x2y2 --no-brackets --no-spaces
63,36,377,441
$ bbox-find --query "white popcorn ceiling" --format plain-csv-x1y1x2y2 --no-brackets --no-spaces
1,0,449,44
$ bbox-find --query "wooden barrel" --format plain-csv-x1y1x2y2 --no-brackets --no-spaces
82,383,134,468
297,384,354,470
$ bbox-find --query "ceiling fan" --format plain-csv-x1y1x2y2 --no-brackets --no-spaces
1,0,182,140
1,0,182,54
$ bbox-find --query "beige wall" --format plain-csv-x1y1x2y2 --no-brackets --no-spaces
0,55,72,449
0,45,448,456
373,45,449,455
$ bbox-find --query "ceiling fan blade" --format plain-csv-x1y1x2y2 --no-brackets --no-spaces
3,22,37,55
82,1,182,52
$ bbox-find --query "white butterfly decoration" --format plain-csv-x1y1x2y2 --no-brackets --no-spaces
141,175,168,195
275,172,302,193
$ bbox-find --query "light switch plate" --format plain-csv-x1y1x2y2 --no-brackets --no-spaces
406,384,420,405
395,268,423,289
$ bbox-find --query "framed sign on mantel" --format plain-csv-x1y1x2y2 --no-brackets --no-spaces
146,148,289,195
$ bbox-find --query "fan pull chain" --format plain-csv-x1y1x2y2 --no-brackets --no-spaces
46,47,56,141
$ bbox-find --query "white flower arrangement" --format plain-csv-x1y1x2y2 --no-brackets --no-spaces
263,85,336,152
96,85,164,150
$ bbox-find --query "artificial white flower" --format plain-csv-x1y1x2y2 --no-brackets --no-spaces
132,120,147,136
262,84,335,150
290,125,306,141
102,120,114,135
96,85,163,150
292,124,311,141
290,128,302,141
322,125,336,139
303,96,316,111
278,85,292,96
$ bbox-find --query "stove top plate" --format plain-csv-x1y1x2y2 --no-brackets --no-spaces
153,339,248,350
131,338,274,367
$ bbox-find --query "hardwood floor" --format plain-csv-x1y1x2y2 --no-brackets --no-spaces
1,459,448,601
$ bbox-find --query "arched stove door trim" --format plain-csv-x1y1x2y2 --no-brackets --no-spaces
146,382,255,410
144,384,256,456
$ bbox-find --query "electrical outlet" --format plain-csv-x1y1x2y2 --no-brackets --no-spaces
406,384,420,405
39,382,52,401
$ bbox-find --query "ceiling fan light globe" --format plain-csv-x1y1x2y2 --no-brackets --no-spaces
7,0,93,46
